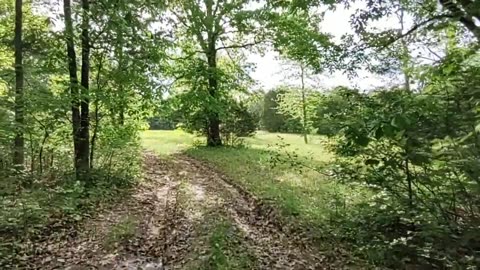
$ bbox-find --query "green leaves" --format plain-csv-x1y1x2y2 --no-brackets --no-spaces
365,159,380,166
391,115,410,130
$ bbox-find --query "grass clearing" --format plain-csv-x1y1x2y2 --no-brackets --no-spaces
141,130,199,156
244,131,334,163
142,130,366,232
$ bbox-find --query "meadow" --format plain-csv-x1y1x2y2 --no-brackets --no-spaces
142,130,366,239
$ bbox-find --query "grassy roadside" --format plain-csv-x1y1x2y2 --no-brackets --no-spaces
142,130,367,235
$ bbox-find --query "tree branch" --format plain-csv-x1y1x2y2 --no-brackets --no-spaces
215,39,264,51
387,14,454,46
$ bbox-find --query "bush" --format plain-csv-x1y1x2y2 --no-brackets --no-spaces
221,101,258,146
321,85,480,268
262,88,302,133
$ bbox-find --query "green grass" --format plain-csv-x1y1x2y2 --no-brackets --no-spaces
141,130,365,229
203,218,255,270
141,129,199,156
243,131,334,163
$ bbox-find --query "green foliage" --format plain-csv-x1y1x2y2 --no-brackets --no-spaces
0,165,138,267
204,218,255,270
262,88,303,133
148,116,177,130
316,54,480,267
2,0,480,267
276,85,322,138
221,101,258,146
312,86,365,136
104,216,138,250
162,57,258,145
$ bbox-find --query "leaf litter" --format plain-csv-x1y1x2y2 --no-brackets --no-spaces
9,152,348,269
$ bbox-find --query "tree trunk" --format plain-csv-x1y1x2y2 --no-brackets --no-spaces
64,0,89,178
300,64,308,144
79,0,90,174
90,100,99,169
13,0,24,168
399,8,411,92
406,157,413,209
63,0,82,176
90,55,103,169
38,130,49,174
206,47,222,147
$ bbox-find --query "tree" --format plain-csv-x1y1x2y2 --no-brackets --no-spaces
13,0,24,168
63,0,90,177
277,60,323,143
343,0,480,55
299,64,308,143
79,0,90,173
439,0,480,41
167,0,333,146
165,55,256,139
262,88,303,133
262,89,285,133
312,87,363,136
167,0,262,146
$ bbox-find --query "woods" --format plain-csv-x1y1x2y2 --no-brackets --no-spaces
1,0,480,268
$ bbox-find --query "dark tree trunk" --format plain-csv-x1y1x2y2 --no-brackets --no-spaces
38,131,49,174
90,100,99,169
206,48,222,147
119,103,125,125
63,0,82,176
13,0,24,168
64,0,89,178
79,0,90,174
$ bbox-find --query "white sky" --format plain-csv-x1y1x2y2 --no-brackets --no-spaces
247,4,399,91
39,0,415,91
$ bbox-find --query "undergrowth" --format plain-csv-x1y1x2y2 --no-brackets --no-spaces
0,134,142,268
0,169,137,267
203,217,256,270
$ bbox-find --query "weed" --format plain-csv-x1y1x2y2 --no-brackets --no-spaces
204,218,255,270
104,216,138,250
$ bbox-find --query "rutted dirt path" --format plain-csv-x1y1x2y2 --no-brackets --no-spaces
30,152,332,269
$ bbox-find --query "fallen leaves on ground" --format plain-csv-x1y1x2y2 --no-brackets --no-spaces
5,152,349,269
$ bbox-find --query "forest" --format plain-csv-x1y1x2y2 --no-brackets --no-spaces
1,0,480,268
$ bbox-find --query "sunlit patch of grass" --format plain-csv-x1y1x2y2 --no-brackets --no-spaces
244,131,334,163
140,130,200,156
141,130,368,235
185,146,341,224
